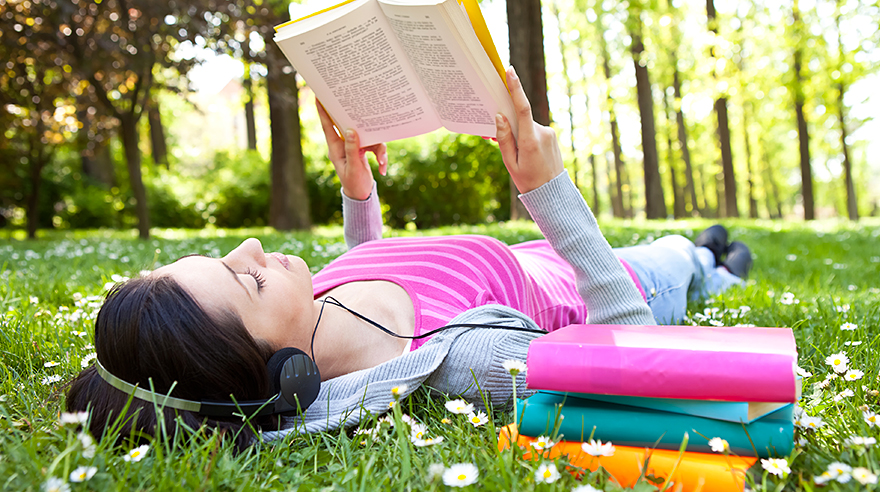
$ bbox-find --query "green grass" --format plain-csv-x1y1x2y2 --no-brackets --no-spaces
1,218,879,491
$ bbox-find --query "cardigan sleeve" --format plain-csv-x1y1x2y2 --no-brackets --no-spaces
342,180,383,249
519,172,656,326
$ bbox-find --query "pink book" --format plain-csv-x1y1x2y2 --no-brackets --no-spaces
526,324,798,402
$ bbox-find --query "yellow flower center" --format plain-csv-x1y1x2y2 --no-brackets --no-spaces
543,470,552,478
834,359,841,365
458,474,467,480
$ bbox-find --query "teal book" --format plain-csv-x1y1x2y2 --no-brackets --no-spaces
545,391,795,424
517,392,794,458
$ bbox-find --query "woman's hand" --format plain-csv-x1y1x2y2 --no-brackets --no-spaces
317,101,388,201
495,66,565,194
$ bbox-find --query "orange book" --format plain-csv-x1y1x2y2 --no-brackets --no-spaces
498,425,756,492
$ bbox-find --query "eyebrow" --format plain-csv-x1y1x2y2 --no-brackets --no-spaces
221,261,252,299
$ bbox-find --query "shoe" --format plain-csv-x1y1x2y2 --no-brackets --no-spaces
694,225,729,266
723,241,753,279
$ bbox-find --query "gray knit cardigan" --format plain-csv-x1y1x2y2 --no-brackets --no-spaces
263,171,655,440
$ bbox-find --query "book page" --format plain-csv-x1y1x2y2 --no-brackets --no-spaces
378,0,516,138
274,0,441,146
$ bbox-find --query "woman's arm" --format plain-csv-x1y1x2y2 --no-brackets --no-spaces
495,68,655,326
317,101,386,248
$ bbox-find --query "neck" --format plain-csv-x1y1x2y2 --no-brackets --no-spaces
307,293,411,380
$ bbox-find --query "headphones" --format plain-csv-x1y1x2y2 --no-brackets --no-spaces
94,347,321,419
94,296,545,418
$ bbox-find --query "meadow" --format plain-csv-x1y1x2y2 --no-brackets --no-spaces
1,218,879,491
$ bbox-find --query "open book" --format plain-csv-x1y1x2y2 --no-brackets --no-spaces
273,0,517,147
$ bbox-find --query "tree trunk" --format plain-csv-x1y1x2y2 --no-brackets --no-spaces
551,0,579,189
630,29,666,219
25,123,47,239
610,113,626,218
706,0,737,218
507,0,549,221
119,114,150,239
760,136,783,219
663,92,686,218
266,39,311,230
715,98,738,217
590,153,600,216
148,96,169,168
838,84,858,221
793,53,814,220
672,68,699,216
244,62,258,151
742,103,759,218
792,3,814,220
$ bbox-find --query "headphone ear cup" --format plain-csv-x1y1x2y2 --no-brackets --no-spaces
266,347,321,414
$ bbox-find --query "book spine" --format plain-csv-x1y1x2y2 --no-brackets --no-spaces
526,344,796,402
516,397,794,458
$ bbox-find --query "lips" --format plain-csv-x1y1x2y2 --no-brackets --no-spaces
268,252,290,270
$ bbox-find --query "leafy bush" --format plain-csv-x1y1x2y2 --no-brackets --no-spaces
378,133,510,229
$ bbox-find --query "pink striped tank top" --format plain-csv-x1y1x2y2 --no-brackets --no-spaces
311,235,644,351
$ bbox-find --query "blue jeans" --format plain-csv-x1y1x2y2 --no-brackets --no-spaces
613,235,743,324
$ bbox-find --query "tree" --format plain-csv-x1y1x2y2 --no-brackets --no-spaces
51,0,216,238
706,0,738,217
790,0,815,220
210,0,311,230
506,0,550,221
627,0,666,219
0,0,77,238
833,0,858,220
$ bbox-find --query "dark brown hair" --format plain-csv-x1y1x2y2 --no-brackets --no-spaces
66,275,278,451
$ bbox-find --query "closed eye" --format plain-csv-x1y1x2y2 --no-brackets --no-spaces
244,268,266,291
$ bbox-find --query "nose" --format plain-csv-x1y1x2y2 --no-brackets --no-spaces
224,238,267,267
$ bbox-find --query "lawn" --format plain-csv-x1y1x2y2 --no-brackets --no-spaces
1,218,879,491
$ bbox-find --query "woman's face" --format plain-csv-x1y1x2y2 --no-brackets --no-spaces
153,238,316,349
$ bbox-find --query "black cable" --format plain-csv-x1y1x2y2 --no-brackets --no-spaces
315,295,547,344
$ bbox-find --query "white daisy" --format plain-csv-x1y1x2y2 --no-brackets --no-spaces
708,437,729,453
44,361,60,368
427,463,446,481
572,485,602,492
59,411,89,426
826,462,852,483
530,435,555,451
833,388,854,402
534,463,560,484
123,444,150,462
444,399,474,415
502,359,527,376
864,411,879,427
466,411,488,427
41,375,62,385
825,352,850,374
852,467,878,485
42,477,70,492
412,436,444,447
390,384,407,398
442,463,479,487
69,466,97,482
581,439,615,457
761,458,790,477
845,369,864,381
840,322,858,331
845,436,876,447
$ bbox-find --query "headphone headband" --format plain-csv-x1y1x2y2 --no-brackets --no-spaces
93,355,320,419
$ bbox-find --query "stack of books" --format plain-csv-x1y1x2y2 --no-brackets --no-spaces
499,324,799,492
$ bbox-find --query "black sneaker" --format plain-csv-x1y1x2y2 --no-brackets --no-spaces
694,225,729,267
723,241,753,279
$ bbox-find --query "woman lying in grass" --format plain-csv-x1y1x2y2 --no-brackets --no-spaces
66,67,752,449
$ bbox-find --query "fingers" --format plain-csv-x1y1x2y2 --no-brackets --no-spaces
344,128,367,171
495,113,518,170
371,143,388,176
506,66,535,142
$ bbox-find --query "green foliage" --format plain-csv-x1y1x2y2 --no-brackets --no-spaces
1,220,879,490
378,133,511,229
